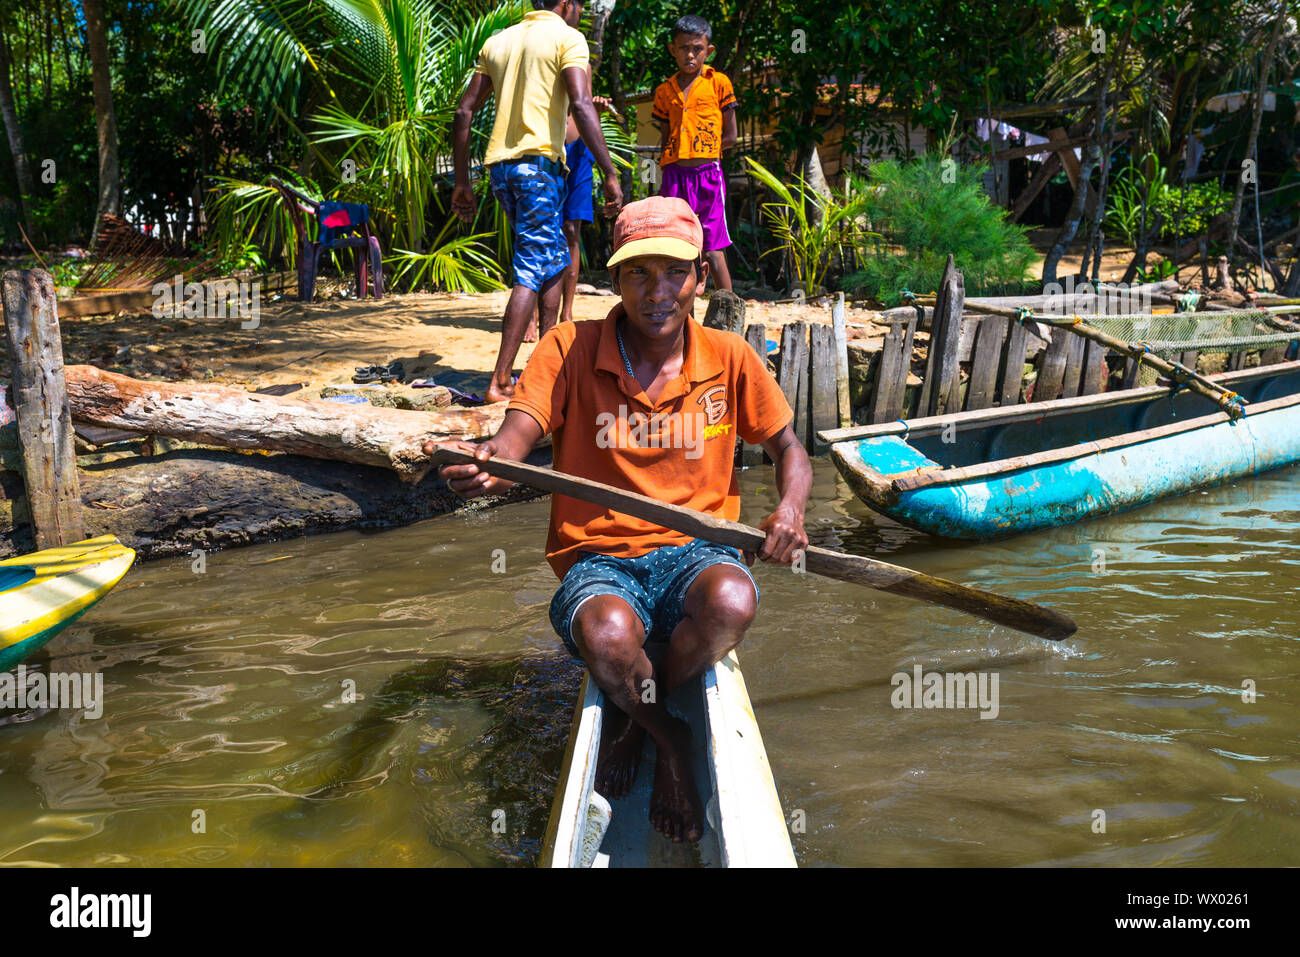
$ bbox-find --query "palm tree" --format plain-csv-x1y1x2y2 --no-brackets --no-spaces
178,0,531,291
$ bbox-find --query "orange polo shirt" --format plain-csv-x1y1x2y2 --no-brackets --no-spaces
652,66,738,166
508,304,791,579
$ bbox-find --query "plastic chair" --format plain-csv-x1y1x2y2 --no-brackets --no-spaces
269,177,383,301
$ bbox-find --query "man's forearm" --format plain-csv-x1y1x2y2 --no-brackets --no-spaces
721,111,738,152
452,109,473,187
490,410,545,462
773,440,812,518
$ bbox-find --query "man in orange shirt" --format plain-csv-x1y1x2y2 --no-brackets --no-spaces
435,197,811,844
652,15,738,292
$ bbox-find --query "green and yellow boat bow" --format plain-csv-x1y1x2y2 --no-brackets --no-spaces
0,535,135,671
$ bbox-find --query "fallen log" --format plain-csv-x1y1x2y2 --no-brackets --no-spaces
0,445,551,561
63,365,506,482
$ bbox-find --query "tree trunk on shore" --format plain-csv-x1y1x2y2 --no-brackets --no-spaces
1226,7,1287,255
588,0,616,70
0,446,550,561
1081,27,1133,282
0,21,35,234
1042,27,1130,285
83,0,122,246
62,366,508,482
1042,144,1098,285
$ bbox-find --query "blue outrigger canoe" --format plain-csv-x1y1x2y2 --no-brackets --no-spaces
824,361,1300,540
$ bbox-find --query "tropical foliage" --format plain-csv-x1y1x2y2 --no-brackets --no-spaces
174,0,540,290
1105,155,1234,248
0,0,1296,296
743,157,872,296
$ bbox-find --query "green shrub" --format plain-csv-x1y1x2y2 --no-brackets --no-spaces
1104,154,1232,247
845,153,1036,306
1153,180,1231,240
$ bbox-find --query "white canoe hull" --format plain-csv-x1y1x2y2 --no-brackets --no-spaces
541,651,796,868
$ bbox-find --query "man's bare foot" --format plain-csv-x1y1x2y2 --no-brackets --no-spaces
484,380,514,404
523,320,539,343
649,717,704,843
595,705,645,798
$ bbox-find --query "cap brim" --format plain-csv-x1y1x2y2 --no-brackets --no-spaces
606,237,700,268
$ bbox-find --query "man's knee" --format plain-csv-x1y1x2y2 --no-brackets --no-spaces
685,565,757,632
573,597,645,666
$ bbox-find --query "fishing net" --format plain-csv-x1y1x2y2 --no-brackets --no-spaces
1030,305,1300,356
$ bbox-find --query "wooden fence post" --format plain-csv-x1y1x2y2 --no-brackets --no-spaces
1059,333,1087,398
964,316,1007,411
831,292,851,427
703,289,746,335
998,320,1029,406
777,322,809,450
1080,339,1107,395
742,323,768,466
869,314,917,424
809,324,838,455
2,269,85,548
1036,327,1073,401
917,255,964,417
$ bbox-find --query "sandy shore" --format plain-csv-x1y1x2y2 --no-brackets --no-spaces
6,285,867,395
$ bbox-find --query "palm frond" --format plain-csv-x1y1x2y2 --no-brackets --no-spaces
386,232,507,293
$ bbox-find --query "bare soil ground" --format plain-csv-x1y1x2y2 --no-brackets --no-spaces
4,282,852,396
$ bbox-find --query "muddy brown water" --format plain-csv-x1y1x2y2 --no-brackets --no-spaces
2,460,1298,866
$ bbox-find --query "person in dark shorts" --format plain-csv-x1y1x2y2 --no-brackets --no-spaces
559,120,595,323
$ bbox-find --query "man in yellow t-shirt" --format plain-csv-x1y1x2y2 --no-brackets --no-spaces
452,0,622,405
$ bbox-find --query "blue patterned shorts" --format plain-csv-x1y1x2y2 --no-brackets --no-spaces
548,539,758,662
489,156,569,291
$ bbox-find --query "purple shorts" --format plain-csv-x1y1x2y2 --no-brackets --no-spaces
660,161,731,252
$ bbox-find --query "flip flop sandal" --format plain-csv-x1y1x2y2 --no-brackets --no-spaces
445,385,484,404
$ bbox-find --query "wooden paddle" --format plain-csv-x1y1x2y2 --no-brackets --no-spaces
429,447,1078,641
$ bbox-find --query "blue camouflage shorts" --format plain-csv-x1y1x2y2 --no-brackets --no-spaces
489,156,569,291
548,539,759,662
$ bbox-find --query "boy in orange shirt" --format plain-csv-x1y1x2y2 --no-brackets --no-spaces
435,197,811,844
652,15,738,292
